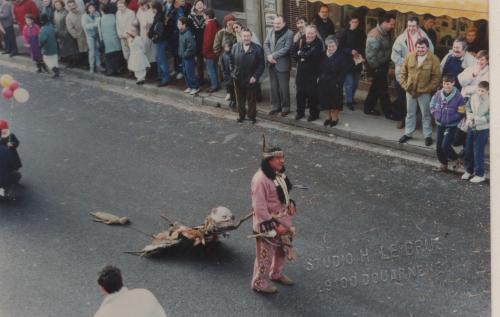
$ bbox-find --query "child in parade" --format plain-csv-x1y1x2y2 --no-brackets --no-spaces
429,74,464,172
462,81,490,183
22,14,47,73
126,25,150,85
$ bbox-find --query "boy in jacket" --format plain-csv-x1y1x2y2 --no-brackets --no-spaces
430,75,464,172
178,16,199,94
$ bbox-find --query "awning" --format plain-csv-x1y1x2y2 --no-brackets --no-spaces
320,0,488,20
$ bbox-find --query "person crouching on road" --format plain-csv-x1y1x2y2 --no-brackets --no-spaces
231,28,265,124
93,265,167,317
126,25,150,85
178,16,200,95
0,120,22,172
38,13,60,78
251,137,297,294
220,39,235,110
462,81,490,184
429,74,464,172
22,14,47,73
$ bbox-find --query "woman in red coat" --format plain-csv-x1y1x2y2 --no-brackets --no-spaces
13,0,38,32
202,8,219,92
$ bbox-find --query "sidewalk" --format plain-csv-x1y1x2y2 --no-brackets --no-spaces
1,54,483,162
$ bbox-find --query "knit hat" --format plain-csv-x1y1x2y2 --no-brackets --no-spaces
262,135,284,159
223,14,236,27
0,120,10,138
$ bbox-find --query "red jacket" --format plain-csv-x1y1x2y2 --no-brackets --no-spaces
202,19,219,60
127,0,138,12
13,0,38,32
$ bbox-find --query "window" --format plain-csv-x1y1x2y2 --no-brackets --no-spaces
212,0,244,12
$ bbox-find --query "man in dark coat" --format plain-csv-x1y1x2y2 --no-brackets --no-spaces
0,144,21,199
231,28,265,124
422,14,437,49
312,4,334,42
0,120,22,171
293,25,323,122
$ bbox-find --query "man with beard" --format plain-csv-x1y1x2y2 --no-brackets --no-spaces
264,15,293,117
250,136,297,294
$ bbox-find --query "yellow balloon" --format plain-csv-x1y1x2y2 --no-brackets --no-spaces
13,88,29,103
0,74,13,88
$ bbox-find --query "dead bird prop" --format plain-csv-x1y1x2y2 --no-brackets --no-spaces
90,211,130,225
126,207,252,257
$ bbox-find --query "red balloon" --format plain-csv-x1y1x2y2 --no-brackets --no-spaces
8,80,19,91
2,88,13,99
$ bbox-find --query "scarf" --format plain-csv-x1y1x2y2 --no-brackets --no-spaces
261,160,293,204
406,28,423,53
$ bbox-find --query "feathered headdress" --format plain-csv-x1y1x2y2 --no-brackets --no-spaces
262,134,284,159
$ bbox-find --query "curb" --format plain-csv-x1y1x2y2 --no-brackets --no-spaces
1,55,436,159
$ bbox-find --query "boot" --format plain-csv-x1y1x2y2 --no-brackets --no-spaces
36,61,42,73
52,67,60,78
41,62,49,73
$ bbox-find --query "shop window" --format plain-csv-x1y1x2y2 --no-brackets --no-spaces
442,21,449,28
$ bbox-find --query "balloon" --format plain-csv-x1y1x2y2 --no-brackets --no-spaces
0,74,13,88
2,88,13,99
13,88,29,103
8,80,19,91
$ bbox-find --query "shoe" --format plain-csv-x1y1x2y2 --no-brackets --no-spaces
184,88,192,93
385,113,397,121
190,88,200,95
425,137,433,146
323,119,331,127
169,70,177,77
346,102,354,111
9,52,17,57
206,87,219,93
272,275,294,286
448,160,460,171
432,164,448,172
250,118,256,124
295,114,304,121
281,111,290,117
236,118,244,123
268,110,280,115
399,135,411,143
136,80,145,85
176,73,184,80
52,67,60,78
396,121,405,129
364,109,381,116
157,81,169,87
330,119,338,127
470,175,486,183
461,172,472,180
253,285,278,294
225,94,231,101
307,115,318,122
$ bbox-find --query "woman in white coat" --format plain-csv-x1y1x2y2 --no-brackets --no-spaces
126,25,149,84
458,49,489,99
136,0,155,64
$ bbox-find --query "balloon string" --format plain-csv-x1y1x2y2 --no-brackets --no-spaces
9,98,13,144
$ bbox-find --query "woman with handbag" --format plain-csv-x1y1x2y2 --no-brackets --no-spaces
147,1,169,87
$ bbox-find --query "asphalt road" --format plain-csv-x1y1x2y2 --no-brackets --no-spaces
0,66,490,317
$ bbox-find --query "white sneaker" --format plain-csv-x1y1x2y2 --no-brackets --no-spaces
190,88,200,95
461,172,472,180
470,175,486,183
184,88,192,93
225,93,231,101
0,187,5,197
176,73,184,80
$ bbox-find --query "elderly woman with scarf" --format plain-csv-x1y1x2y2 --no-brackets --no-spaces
319,36,348,127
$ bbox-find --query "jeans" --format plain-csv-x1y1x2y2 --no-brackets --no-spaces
168,33,181,73
205,58,220,89
182,57,199,89
436,125,458,165
4,25,18,54
464,128,489,177
155,40,170,83
344,71,360,104
404,93,432,138
86,35,101,71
